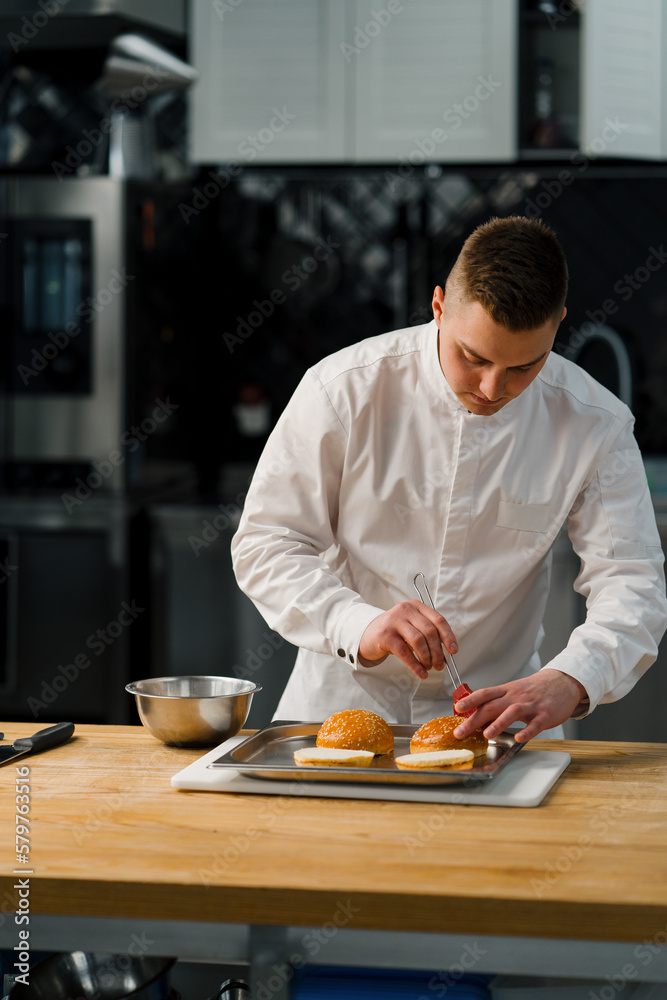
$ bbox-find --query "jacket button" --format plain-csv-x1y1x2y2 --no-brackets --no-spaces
337,648,345,657
349,654,354,663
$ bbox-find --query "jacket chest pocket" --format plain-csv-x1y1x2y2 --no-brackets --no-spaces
496,500,550,532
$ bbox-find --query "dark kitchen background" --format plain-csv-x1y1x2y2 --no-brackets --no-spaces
0,0,666,745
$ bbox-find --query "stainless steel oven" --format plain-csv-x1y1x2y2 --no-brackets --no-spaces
0,174,197,723
1,174,197,493
5,176,131,489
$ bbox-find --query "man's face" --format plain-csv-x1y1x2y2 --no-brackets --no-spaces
433,288,565,416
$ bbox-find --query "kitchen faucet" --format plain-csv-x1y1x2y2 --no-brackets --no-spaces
569,323,633,411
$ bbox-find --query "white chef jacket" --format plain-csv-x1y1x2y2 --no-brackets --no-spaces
230,321,667,726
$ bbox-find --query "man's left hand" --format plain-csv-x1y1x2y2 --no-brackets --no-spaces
452,669,587,743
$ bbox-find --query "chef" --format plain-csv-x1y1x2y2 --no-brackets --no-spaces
231,216,667,742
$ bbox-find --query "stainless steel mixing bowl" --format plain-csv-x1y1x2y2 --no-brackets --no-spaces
125,675,261,746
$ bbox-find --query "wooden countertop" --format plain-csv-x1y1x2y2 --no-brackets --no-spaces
1,723,666,942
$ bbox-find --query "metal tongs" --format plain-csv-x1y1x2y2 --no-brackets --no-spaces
413,573,474,717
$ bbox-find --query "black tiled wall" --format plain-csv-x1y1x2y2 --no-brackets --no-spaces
196,164,667,466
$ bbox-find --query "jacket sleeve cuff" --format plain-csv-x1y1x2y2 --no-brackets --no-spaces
331,602,387,670
539,655,599,714
571,697,591,720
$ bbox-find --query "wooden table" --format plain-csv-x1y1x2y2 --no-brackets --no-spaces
1,724,667,992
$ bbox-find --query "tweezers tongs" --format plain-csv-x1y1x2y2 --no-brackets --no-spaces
413,572,474,717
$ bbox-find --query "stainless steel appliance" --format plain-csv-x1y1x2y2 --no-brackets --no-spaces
0,174,199,724
1,174,193,492
0,494,142,724
6,176,129,489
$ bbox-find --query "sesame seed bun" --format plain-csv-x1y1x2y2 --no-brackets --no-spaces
316,709,394,755
410,715,488,758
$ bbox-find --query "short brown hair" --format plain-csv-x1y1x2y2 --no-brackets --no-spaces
445,216,568,331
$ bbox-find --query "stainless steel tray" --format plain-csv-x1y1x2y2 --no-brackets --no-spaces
209,722,525,786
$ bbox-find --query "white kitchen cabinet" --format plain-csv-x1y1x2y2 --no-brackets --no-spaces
581,0,667,160
188,0,347,163
188,0,518,164
189,0,667,166
351,0,518,163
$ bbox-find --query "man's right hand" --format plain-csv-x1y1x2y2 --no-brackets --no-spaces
358,600,458,680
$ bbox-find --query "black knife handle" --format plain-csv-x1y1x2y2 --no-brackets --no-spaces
13,722,75,752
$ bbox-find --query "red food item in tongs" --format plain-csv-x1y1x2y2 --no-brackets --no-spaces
453,682,474,718
412,574,476,719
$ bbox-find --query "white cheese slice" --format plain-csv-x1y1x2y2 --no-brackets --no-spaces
293,747,375,767
395,749,474,769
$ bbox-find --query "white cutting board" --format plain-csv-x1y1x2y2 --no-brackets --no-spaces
171,736,571,807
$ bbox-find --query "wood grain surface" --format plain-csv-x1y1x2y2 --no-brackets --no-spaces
1,723,666,942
